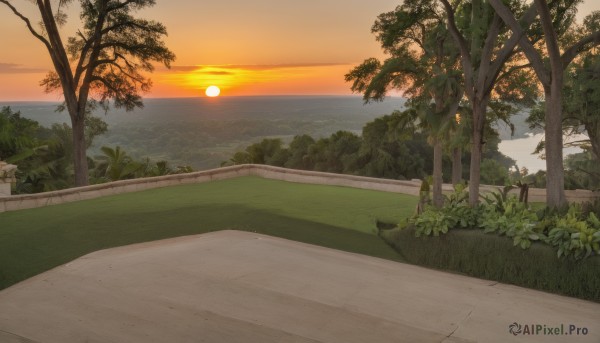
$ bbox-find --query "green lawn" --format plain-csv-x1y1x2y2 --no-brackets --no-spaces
0,176,417,290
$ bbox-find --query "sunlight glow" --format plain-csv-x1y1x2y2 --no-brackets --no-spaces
152,64,356,97
205,85,221,97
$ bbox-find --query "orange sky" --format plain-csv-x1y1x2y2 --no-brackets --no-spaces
0,1,597,100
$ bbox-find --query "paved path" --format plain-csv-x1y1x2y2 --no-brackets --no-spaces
0,230,598,343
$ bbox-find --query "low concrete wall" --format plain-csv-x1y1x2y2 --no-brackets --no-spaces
248,165,422,196
0,165,252,213
0,164,598,213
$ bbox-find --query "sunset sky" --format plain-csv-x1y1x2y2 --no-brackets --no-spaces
0,0,597,100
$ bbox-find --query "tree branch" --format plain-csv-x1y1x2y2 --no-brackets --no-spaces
562,31,600,67
77,0,109,115
476,13,502,95
495,62,532,84
488,0,551,87
440,0,474,100
0,0,52,50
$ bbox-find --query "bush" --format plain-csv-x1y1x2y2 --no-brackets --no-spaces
379,227,600,302
408,186,600,259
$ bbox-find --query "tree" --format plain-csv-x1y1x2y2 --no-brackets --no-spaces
310,131,362,173
246,138,287,165
527,44,600,190
0,107,39,161
480,158,509,185
527,17,600,163
285,135,316,170
440,0,540,205
564,52,600,162
0,107,77,192
489,0,600,208
93,145,142,181
346,0,463,208
358,110,430,180
0,0,175,186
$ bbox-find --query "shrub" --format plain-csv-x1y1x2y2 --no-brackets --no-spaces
379,227,600,302
407,188,600,259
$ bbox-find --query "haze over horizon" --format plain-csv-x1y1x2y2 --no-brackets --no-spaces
0,0,597,101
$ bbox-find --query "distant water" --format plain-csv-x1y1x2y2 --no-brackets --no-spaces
498,133,585,172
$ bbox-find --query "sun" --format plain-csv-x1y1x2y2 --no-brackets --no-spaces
205,85,221,97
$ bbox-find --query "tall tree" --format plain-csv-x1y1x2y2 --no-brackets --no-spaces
564,51,600,162
0,0,175,186
440,0,539,205
490,0,600,207
346,0,463,208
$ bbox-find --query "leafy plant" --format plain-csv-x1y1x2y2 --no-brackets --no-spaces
413,208,453,237
406,183,599,259
478,196,541,249
547,206,600,259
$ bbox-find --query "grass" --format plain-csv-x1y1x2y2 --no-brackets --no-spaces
0,176,417,290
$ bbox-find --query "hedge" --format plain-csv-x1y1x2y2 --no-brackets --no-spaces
379,227,600,302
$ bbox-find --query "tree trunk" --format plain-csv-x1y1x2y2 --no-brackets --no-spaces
452,146,462,185
71,115,89,187
544,86,567,208
585,122,600,162
432,138,444,208
469,99,487,206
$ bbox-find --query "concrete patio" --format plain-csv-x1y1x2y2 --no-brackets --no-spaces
0,230,598,342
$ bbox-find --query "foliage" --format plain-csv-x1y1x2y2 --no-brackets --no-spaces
413,209,453,237
478,196,541,249
547,205,600,259
480,158,510,186
525,15,600,164
412,184,477,237
564,151,600,191
405,185,600,259
1,107,189,192
0,107,39,160
379,227,600,302
441,0,542,206
0,107,74,193
92,146,143,182
91,145,193,182
345,0,464,208
0,0,176,186
225,111,515,183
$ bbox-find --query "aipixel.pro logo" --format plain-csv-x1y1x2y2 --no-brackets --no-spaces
509,322,589,336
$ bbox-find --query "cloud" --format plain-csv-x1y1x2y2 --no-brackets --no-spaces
223,63,348,70
0,63,46,74
203,71,234,75
165,63,348,73
169,65,205,72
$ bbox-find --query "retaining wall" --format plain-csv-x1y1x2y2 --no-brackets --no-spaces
0,164,598,213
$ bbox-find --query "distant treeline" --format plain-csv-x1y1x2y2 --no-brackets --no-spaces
1,107,191,194
224,111,515,185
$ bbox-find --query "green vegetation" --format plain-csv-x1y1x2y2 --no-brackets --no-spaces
226,111,515,184
0,0,176,187
379,227,600,302
0,176,416,290
345,0,464,208
0,106,191,193
406,186,600,259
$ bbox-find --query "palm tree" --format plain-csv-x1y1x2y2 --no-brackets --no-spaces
346,0,463,208
93,146,142,182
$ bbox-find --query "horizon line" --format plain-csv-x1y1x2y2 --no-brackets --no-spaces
0,94,404,103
